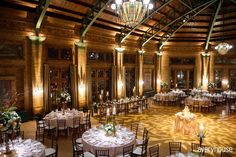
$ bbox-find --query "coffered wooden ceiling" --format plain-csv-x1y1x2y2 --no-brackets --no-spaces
1,0,236,47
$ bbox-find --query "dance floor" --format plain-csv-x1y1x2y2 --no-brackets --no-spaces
21,104,236,157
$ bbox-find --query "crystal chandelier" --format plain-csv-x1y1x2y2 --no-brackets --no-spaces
215,42,233,55
214,7,233,55
111,0,153,27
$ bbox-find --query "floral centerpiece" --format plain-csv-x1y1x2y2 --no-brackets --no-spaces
103,110,116,136
60,90,71,104
103,122,115,136
0,93,21,131
60,90,71,114
161,82,168,92
208,82,215,93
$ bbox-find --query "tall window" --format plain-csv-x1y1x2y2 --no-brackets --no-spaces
91,68,112,102
214,69,222,89
229,69,236,91
170,69,194,89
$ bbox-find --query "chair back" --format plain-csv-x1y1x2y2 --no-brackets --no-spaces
130,122,139,138
191,143,205,155
149,145,159,157
142,128,148,141
57,118,67,129
123,144,134,156
73,116,80,128
95,149,109,157
221,152,232,157
141,137,149,155
169,142,181,155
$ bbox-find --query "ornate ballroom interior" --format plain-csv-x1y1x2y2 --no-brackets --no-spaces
0,0,236,157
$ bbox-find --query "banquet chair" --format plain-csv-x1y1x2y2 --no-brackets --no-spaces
132,137,149,157
95,149,109,157
117,144,134,157
116,119,125,127
221,152,232,157
193,101,199,112
70,116,81,136
130,122,139,139
169,142,181,155
44,120,56,137
57,118,68,136
149,145,159,157
36,118,45,130
191,143,205,156
72,136,83,157
45,135,58,157
81,113,91,132
136,128,148,146
35,129,45,144
201,101,209,113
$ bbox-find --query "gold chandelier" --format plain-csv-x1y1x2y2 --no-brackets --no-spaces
111,0,153,27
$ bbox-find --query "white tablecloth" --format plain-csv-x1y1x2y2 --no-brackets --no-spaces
44,109,84,128
167,152,199,157
0,139,45,157
81,126,136,157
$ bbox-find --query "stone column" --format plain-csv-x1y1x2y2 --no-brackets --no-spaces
138,51,144,96
28,35,46,114
201,53,210,90
115,48,125,99
155,52,162,93
75,42,87,108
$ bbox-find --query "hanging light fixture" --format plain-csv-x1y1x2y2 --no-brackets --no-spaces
111,0,153,27
215,4,233,55
215,42,233,55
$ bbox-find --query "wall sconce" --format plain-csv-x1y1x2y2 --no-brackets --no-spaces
139,80,144,86
222,79,229,85
33,86,43,96
157,79,161,84
117,80,123,89
202,77,208,87
79,83,85,95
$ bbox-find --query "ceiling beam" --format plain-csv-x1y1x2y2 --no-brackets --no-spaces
141,0,216,47
178,0,192,10
35,0,52,34
117,0,173,44
204,0,222,52
157,0,217,50
80,0,112,42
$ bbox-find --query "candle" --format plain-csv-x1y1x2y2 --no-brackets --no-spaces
106,91,109,97
101,90,103,95
99,94,102,100
199,123,204,137
175,83,177,88
112,106,116,115
106,108,110,116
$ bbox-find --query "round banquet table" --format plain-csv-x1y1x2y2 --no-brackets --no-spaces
44,109,84,128
81,126,136,157
174,112,198,135
0,139,45,157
